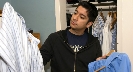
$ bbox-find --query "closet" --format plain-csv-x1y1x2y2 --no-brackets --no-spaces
55,0,133,72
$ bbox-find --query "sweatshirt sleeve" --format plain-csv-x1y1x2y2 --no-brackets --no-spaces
40,33,54,66
96,40,102,59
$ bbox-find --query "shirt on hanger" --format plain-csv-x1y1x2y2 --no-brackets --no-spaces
0,2,44,72
102,15,112,55
0,17,1,28
92,15,105,45
88,52,131,72
111,23,117,50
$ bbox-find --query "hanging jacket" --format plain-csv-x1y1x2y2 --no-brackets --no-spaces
40,27,102,72
88,52,131,72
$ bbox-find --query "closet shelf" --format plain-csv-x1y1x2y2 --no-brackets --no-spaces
67,2,117,11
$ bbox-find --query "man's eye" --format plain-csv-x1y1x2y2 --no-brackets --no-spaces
80,16,85,19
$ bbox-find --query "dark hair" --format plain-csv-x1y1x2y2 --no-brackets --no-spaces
77,1,98,22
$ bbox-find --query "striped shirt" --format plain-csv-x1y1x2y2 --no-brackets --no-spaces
0,17,1,28
0,2,44,72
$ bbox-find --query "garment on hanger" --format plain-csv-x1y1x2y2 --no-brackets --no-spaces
92,15,105,45
0,2,44,72
102,14,112,55
0,10,1,28
111,23,117,50
0,17,1,28
88,52,131,72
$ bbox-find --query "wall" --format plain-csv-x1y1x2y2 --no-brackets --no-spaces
0,0,11,9
55,0,66,31
117,0,133,71
11,0,56,46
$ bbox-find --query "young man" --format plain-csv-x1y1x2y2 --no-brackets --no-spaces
40,1,102,72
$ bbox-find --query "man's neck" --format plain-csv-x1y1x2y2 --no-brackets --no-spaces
69,28,85,35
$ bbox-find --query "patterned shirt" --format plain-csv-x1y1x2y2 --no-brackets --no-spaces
111,23,117,50
92,15,105,45
0,2,44,72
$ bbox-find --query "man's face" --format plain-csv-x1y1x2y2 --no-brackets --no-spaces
70,6,92,30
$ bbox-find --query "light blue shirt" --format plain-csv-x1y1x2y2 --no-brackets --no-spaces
88,52,131,72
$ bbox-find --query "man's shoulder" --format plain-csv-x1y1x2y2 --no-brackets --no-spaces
49,30,66,37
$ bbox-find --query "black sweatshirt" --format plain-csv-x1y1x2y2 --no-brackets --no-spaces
40,28,102,72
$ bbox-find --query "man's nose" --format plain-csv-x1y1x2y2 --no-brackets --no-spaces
73,14,78,20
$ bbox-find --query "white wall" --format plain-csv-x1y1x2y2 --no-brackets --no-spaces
117,0,133,71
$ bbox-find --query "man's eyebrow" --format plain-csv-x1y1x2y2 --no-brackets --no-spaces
75,9,87,18
80,14,86,18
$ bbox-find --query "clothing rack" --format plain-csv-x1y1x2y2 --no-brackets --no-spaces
97,7,116,11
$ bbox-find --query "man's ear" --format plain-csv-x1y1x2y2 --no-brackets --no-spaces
86,22,93,28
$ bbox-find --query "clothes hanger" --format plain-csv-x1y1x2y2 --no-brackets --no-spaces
110,7,117,30
100,8,105,22
108,6,111,17
100,8,103,17
94,50,116,72
111,7,114,18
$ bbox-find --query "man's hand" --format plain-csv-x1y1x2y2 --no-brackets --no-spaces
96,55,107,61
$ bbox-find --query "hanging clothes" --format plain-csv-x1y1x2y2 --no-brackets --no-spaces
0,17,1,28
0,2,44,72
111,23,117,50
92,15,105,45
88,52,131,72
102,15,112,55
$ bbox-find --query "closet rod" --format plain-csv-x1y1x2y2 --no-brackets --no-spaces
94,2,117,6
98,7,117,11
71,2,116,7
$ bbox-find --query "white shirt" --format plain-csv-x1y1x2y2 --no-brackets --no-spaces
0,17,1,28
0,2,44,72
102,15,112,55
